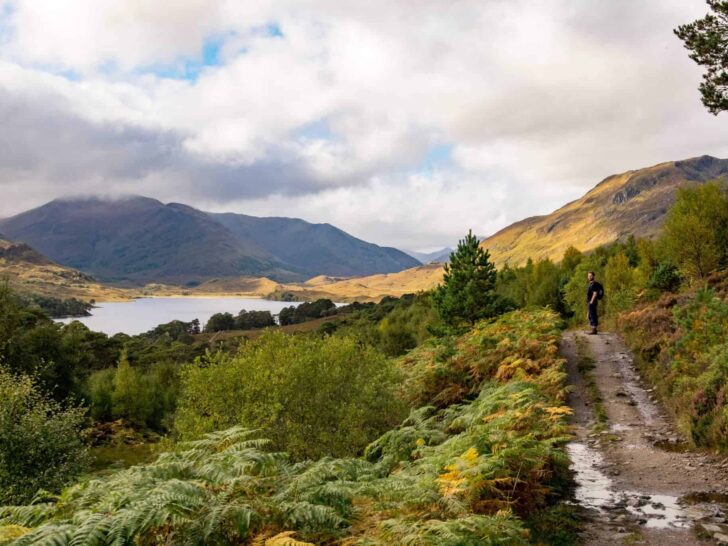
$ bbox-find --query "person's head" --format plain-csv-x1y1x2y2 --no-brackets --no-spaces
587,271,595,282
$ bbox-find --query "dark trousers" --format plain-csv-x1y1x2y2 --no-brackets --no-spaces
588,302,598,328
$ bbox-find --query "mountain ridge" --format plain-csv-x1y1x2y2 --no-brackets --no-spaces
480,155,728,266
0,196,419,284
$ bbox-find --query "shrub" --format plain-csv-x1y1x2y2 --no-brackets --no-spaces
648,262,682,292
87,355,180,432
174,331,407,459
1,309,571,545
0,368,88,505
620,279,728,449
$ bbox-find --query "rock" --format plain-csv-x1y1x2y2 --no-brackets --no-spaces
714,532,728,545
701,523,723,533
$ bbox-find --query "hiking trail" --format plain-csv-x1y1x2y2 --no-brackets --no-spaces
561,330,728,545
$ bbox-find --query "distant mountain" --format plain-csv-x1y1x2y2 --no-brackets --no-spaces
211,212,420,278
0,196,285,283
405,248,452,264
0,196,419,284
481,155,728,266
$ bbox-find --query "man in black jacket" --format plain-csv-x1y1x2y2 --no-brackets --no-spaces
586,271,603,335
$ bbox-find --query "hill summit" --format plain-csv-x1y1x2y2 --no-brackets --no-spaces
481,155,728,266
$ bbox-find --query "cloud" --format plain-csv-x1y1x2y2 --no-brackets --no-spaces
0,0,726,250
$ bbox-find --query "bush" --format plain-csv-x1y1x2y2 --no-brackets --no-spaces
620,280,728,449
87,353,180,432
174,331,407,459
648,262,682,292
0,368,88,505
0,309,571,545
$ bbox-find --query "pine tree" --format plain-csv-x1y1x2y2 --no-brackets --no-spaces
674,1,728,114
432,230,499,326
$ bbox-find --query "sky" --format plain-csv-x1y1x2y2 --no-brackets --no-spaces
0,0,726,252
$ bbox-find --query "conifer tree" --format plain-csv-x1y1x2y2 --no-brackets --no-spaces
432,230,499,326
675,1,728,114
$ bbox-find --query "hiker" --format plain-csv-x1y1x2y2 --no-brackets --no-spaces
586,271,603,335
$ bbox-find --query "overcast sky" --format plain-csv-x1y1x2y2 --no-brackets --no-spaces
0,0,725,251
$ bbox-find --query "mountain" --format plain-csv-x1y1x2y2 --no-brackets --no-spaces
210,213,420,277
405,248,452,264
0,196,287,283
481,155,728,266
0,196,419,284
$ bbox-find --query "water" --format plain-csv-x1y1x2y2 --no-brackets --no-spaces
57,297,301,335
567,442,691,529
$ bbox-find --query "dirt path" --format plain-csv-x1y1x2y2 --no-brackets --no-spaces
561,330,728,545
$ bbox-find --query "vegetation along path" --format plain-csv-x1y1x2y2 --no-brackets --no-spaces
561,330,728,545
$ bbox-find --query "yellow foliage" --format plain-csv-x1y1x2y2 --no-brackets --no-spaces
0,525,31,541
438,447,480,497
263,531,316,546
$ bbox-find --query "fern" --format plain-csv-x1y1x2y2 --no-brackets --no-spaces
0,309,574,546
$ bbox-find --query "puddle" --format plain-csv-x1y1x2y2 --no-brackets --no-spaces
567,441,690,529
567,442,614,509
621,493,689,529
610,423,632,433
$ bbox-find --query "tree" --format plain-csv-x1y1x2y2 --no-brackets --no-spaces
604,253,637,316
111,348,149,426
561,246,583,272
661,181,728,280
174,331,406,459
675,1,728,114
0,367,88,504
432,230,500,326
204,312,237,332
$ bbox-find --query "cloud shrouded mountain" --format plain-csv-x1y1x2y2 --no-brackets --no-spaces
0,196,419,283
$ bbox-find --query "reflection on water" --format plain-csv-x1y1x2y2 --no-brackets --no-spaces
567,442,692,529
58,297,301,335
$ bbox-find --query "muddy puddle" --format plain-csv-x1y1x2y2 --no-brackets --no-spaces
568,441,728,531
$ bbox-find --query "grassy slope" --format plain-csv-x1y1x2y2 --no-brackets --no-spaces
0,237,134,302
481,155,728,267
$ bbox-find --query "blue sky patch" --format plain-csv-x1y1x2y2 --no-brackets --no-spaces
422,144,454,172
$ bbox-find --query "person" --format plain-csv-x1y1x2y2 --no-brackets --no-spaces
586,271,603,335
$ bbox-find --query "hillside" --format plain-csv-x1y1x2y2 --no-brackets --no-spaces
481,155,728,266
270,263,445,302
0,197,418,284
210,212,419,277
0,234,132,301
